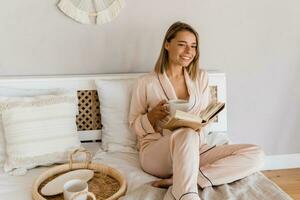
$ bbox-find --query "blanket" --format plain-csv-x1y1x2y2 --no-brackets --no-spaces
93,151,292,200
120,172,292,200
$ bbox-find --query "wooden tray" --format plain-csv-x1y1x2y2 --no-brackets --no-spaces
32,148,127,200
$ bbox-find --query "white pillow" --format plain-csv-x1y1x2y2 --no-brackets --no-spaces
0,88,67,166
0,92,81,174
95,79,137,152
0,87,65,97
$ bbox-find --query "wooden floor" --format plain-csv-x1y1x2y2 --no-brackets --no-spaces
263,168,300,200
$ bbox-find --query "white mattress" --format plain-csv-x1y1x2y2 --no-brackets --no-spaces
91,150,167,200
0,142,163,200
0,141,292,200
92,150,161,196
90,149,293,200
0,142,101,200
0,166,49,200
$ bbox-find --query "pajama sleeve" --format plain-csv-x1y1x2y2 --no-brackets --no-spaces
128,78,156,138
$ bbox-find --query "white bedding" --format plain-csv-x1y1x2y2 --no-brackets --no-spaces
0,142,101,200
0,166,49,200
92,150,293,200
92,150,158,193
0,142,292,200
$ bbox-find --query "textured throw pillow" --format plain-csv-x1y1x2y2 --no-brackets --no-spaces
0,92,81,174
95,79,137,152
0,88,67,166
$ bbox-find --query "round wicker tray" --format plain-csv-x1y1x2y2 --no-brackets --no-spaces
32,148,127,200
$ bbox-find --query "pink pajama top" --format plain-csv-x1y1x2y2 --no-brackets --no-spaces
129,69,211,152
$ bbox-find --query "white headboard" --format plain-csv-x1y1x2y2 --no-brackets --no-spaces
0,72,227,141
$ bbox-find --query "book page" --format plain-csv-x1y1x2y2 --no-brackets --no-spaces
162,103,224,131
162,110,203,131
201,102,225,122
163,118,203,131
174,110,203,122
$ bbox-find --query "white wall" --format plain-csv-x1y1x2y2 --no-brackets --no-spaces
0,0,299,155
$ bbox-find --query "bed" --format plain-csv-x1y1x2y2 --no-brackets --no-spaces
0,73,292,200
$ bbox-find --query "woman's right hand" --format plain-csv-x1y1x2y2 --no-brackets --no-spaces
147,100,169,127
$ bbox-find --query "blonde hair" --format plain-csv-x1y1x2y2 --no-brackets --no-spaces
154,21,200,80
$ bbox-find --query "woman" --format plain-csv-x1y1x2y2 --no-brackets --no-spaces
129,22,264,200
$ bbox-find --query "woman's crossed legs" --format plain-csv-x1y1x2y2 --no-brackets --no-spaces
140,128,264,199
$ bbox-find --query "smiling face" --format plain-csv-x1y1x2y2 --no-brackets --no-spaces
164,30,197,68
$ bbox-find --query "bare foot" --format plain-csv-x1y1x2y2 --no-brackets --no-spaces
151,177,173,188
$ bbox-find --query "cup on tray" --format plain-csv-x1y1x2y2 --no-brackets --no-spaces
63,179,96,200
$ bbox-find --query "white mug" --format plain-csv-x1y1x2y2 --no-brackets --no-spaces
168,99,189,116
63,179,96,200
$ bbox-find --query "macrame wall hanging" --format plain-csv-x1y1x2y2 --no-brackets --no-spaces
57,0,125,25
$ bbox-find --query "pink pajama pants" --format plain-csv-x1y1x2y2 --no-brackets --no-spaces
139,128,264,200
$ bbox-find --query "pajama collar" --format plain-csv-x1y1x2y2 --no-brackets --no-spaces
157,69,197,111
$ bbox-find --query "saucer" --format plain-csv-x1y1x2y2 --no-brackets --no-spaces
41,169,94,196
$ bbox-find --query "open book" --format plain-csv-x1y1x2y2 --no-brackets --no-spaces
162,101,225,131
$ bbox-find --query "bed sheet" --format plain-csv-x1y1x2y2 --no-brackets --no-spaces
0,142,101,200
92,149,293,200
0,141,292,200
0,166,49,200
